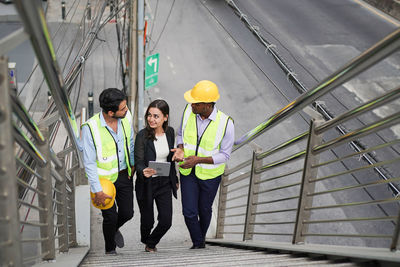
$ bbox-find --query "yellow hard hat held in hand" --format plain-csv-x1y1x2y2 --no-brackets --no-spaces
90,178,116,210
184,80,220,103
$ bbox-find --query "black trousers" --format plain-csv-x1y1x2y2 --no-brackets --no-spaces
137,176,172,248
101,169,134,252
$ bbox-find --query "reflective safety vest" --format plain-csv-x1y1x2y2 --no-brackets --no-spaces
83,113,132,183
179,105,230,180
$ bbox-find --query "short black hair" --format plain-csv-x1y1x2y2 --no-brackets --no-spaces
99,88,127,113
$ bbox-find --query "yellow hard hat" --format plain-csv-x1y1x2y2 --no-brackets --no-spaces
90,178,116,210
184,80,220,103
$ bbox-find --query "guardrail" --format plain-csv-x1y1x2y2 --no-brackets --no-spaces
214,27,400,264
0,56,86,266
0,0,91,265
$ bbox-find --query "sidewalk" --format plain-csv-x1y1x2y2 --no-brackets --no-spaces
364,0,400,20
0,2,19,22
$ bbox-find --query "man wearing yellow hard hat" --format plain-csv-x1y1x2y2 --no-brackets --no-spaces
81,88,135,255
172,80,234,249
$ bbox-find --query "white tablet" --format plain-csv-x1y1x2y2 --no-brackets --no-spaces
148,161,171,177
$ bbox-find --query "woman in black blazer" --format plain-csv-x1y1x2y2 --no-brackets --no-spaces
134,99,178,252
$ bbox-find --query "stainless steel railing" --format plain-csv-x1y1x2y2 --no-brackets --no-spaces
0,55,85,266
215,27,400,262
13,0,83,167
0,0,91,265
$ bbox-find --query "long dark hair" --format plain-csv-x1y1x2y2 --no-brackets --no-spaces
144,99,169,141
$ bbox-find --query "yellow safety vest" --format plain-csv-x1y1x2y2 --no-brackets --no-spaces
83,113,132,183
179,105,230,180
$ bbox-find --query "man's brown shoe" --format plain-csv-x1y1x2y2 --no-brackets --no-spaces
145,245,157,252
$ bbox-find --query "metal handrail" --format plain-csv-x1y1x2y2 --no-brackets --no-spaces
312,139,400,168
216,24,400,265
1,65,85,265
13,0,83,166
0,2,112,265
315,86,400,134
11,93,45,145
13,124,47,167
314,113,400,154
233,28,400,150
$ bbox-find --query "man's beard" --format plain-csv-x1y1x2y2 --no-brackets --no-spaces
112,111,127,119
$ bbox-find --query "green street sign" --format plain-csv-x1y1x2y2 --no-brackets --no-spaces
145,53,159,89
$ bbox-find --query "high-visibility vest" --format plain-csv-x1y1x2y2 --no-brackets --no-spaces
83,113,132,183
179,105,230,180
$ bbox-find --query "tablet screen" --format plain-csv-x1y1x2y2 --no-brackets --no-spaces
148,161,171,176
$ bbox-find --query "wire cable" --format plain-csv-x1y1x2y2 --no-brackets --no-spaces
149,0,175,54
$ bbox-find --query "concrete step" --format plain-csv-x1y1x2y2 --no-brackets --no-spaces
79,244,364,266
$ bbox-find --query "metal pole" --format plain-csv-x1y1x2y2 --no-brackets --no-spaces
88,91,93,118
55,156,69,252
61,1,66,20
390,208,400,250
0,56,23,267
86,2,91,20
137,0,145,130
243,148,261,241
128,0,138,133
216,173,228,239
66,170,77,247
110,0,114,14
292,118,323,244
74,108,88,186
37,126,56,260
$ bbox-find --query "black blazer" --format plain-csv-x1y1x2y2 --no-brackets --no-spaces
134,126,178,201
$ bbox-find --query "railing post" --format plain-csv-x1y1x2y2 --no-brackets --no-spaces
75,108,87,186
216,172,228,238
390,207,400,251
55,155,69,252
61,1,66,20
293,118,323,244
66,168,77,247
243,148,262,241
86,2,92,21
73,152,87,186
37,126,56,260
0,56,23,266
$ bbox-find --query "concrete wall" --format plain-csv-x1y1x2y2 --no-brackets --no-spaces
364,0,400,20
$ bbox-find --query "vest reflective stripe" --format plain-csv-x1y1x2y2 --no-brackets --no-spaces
98,154,118,164
97,167,119,176
179,105,229,180
126,109,133,125
197,162,225,169
83,113,132,183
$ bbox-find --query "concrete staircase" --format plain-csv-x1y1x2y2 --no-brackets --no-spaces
79,244,371,266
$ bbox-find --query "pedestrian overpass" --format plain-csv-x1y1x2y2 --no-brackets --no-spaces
1,0,400,266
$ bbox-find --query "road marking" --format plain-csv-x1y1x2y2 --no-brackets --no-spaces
166,56,176,75
353,0,400,26
227,37,238,48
